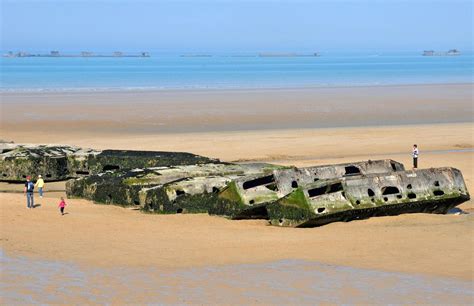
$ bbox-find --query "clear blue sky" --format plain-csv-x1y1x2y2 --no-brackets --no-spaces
1,0,472,52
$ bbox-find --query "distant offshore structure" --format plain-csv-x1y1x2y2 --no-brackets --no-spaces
422,49,461,56
3,51,322,58
258,52,320,57
180,54,213,57
2,50,150,58
179,53,322,57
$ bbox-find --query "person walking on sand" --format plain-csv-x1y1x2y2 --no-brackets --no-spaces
24,176,35,209
58,197,67,215
35,175,45,198
412,144,419,169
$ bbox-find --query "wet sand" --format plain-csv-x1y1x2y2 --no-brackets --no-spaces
1,83,472,136
1,84,473,303
2,251,472,305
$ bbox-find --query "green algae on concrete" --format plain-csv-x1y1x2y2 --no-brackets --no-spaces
0,145,74,181
84,150,219,174
0,143,219,182
210,159,406,220
267,167,470,227
67,163,272,211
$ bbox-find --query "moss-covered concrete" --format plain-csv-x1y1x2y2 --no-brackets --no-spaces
84,150,219,175
1,144,220,182
268,167,470,227
208,181,248,217
1,155,70,182
66,173,150,207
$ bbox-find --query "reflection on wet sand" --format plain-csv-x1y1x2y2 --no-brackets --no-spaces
2,251,472,305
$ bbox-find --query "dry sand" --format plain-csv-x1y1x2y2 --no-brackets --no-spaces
1,84,473,286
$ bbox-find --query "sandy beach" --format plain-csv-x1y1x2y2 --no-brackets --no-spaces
1,84,473,303
3,0,473,302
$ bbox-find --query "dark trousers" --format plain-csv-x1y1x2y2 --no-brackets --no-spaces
60,207,64,214
26,192,34,208
413,157,418,168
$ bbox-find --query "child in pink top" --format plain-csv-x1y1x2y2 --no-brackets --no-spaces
58,197,67,215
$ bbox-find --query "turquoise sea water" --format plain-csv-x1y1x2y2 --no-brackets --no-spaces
1,52,472,91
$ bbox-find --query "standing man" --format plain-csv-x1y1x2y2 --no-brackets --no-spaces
35,175,45,198
24,176,35,209
412,144,419,169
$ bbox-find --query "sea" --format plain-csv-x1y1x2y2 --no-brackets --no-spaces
1,51,472,92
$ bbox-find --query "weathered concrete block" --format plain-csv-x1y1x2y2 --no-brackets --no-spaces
266,167,470,227
82,150,219,174
0,145,79,181
66,163,273,209
140,176,231,213
140,163,284,214
67,167,180,206
66,173,146,206
1,143,219,182
211,160,404,218
59,153,473,227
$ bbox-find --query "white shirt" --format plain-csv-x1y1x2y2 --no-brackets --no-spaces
413,148,419,158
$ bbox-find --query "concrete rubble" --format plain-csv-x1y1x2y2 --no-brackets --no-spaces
1,142,470,227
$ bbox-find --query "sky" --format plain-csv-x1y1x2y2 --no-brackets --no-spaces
1,0,472,52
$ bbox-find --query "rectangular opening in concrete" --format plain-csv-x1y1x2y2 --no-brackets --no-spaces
382,186,400,195
75,171,90,175
242,175,275,190
344,166,361,176
308,183,343,197
103,165,120,171
390,162,398,171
